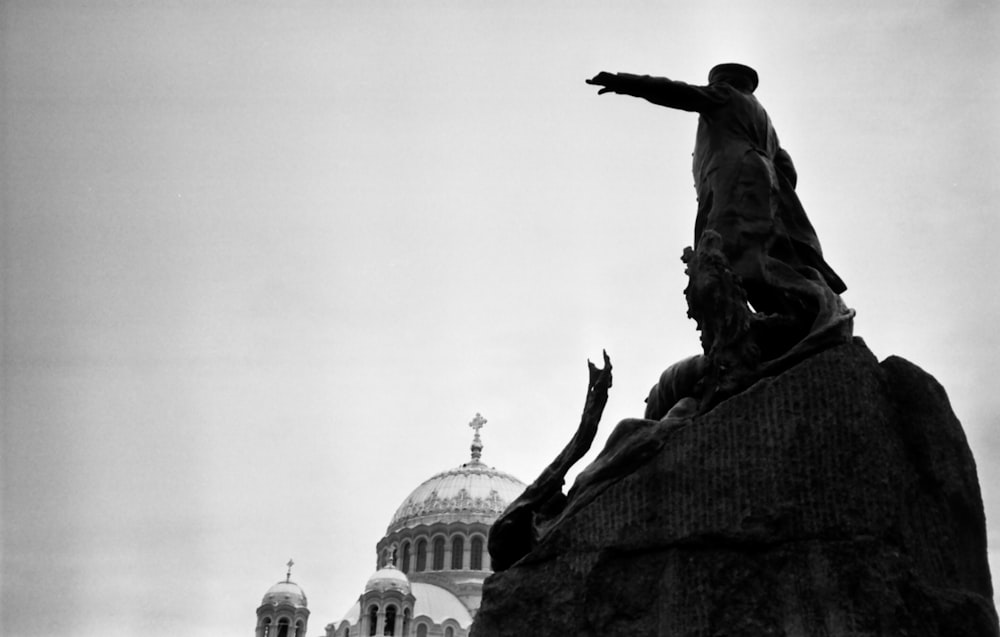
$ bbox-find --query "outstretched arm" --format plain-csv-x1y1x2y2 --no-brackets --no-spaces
586,71,724,113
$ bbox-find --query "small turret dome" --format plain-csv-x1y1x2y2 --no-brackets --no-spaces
364,564,411,595
260,559,308,609
261,580,308,608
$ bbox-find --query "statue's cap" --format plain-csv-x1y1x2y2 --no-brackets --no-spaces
708,63,759,92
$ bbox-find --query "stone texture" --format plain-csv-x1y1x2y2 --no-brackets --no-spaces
472,339,997,636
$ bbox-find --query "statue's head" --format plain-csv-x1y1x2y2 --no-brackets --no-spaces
708,63,759,93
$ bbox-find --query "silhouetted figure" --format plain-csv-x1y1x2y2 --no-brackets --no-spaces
588,64,853,406
486,67,858,573
587,64,845,315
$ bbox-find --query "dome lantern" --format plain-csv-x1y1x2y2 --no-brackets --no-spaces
468,413,486,463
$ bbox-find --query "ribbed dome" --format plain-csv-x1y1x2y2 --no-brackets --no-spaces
365,564,411,594
388,458,526,532
261,580,308,608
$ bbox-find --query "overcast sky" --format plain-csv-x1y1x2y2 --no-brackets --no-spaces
2,2,999,636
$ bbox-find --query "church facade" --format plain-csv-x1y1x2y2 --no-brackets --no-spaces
254,415,526,637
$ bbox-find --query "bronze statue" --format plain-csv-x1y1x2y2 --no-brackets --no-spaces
587,64,844,299
488,65,855,572
589,63,853,410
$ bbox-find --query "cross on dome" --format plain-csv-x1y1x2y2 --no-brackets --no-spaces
469,413,486,462
286,558,294,582
469,413,486,433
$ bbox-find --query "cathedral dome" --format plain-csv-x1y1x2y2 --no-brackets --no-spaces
388,459,525,532
364,564,411,595
321,415,529,637
261,580,308,608
387,413,525,533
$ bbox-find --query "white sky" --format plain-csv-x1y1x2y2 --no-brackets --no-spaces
2,2,998,636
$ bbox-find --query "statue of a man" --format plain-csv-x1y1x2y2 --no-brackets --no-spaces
487,68,857,572
588,64,853,410
587,64,845,319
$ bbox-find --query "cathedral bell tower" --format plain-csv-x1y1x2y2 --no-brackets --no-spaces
256,560,310,637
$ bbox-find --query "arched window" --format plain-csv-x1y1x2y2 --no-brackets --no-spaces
416,624,428,637
384,605,397,636
416,539,427,571
401,541,411,573
343,627,350,637
277,619,290,637
262,618,272,637
471,536,484,570
445,627,454,637
402,609,411,637
432,537,445,570
368,605,378,636
295,621,304,637
451,536,465,570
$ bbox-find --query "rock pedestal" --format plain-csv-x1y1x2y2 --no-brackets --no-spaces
472,340,997,636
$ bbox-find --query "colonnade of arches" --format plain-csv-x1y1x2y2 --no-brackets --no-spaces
362,603,409,636
340,605,460,637
381,532,487,573
257,615,307,637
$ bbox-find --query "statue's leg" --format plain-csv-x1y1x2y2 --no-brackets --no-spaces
644,355,707,420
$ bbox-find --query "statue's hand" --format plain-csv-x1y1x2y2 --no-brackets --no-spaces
586,72,620,95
